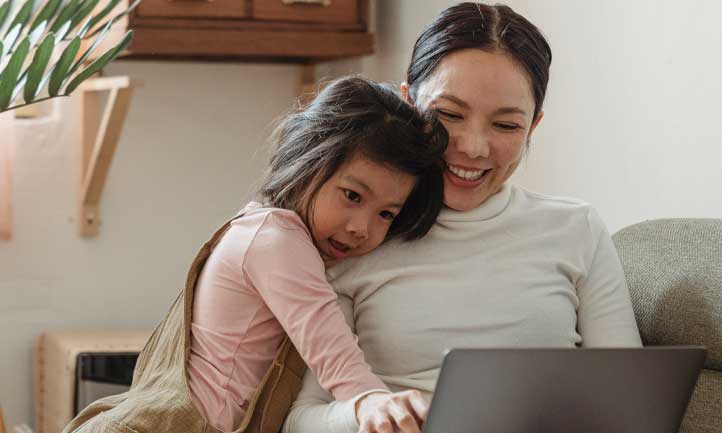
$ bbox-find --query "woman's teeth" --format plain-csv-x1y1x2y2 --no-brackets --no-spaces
447,164,486,181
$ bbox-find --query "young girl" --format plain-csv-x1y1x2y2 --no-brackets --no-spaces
188,76,447,432
63,76,447,433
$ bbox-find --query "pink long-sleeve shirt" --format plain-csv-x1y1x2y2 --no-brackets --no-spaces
187,205,386,432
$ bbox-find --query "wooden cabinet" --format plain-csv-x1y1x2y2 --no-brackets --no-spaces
127,0,373,62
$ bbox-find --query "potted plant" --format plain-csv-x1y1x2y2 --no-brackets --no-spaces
0,0,137,114
1,0,137,240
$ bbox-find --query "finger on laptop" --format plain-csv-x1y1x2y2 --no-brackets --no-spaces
388,399,422,433
405,390,430,426
356,391,426,433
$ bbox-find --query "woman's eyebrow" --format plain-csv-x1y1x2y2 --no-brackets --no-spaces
437,93,470,109
436,94,528,117
494,106,528,116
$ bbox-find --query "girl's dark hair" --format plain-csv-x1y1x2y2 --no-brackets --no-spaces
259,76,448,241
407,2,552,121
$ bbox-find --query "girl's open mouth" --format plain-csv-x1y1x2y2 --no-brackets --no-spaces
328,239,351,259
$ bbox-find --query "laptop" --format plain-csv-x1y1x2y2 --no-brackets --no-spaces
423,347,706,433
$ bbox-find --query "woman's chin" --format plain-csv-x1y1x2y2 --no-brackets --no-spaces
443,185,491,211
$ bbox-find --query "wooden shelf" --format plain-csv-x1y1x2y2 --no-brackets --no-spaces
126,0,373,62
79,76,137,237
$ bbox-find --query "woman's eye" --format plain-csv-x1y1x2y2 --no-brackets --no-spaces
436,109,463,121
344,189,361,203
379,210,396,221
494,122,521,131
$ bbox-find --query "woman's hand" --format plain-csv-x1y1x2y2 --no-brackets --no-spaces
355,390,429,433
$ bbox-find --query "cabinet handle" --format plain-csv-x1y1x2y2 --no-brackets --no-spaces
282,0,331,6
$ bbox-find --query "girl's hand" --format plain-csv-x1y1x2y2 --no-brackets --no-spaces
355,390,429,433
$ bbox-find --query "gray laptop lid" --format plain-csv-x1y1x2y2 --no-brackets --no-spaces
424,347,705,433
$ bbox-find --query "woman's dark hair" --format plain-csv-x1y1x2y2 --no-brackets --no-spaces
407,2,552,121
259,76,448,241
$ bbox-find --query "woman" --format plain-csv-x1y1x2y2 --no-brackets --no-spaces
283,3,642,433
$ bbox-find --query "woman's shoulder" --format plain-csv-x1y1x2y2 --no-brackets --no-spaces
514,185,591,209
510,185,605,232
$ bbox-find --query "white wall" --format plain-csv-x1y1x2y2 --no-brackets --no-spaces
0,60,301,429
353,0,722,233
3,0,722,428
512,0,722,232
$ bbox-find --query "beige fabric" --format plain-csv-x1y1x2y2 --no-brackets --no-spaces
613,218,722,433
33,329,151,433
62,216,306,433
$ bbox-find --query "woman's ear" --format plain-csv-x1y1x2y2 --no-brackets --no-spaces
529,110,544,137
400,82,414,105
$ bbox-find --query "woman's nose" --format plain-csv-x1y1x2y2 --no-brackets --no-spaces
455,130,490,159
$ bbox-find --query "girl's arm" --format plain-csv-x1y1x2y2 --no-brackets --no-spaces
282,294,428,433
576,208,643,347
283,368,358,433
243,211,387,400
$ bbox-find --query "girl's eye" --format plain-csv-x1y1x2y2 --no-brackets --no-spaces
379,210,396,221
344,189,361,203
494,122,521,131
436,109,463,121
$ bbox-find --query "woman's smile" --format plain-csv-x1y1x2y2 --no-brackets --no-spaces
444,161,491,187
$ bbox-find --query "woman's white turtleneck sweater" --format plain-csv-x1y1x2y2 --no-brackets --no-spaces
283,184,642,433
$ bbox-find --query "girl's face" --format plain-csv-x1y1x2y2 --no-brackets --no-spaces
308,152,415,265
404,49,543,211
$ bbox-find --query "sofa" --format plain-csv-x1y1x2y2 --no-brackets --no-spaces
613,218,722,433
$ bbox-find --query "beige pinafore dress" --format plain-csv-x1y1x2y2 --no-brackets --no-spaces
62,214,306,433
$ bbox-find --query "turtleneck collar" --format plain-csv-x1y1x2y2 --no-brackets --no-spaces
437,183,514,224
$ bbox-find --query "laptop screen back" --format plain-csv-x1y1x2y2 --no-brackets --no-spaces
424,347,705,433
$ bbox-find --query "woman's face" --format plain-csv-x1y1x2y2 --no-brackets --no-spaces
404,49,543,211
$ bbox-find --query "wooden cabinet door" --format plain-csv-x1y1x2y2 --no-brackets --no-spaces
252,0,358,24
137,0,248,19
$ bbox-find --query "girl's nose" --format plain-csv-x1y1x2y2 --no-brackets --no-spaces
346,216,369,240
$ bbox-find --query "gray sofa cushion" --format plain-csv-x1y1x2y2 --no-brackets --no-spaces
614,218,722,433
679,369,722,433
613,218,722,370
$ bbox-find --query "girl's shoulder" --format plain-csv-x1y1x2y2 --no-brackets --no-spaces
236,205,325,275
237,204,306,230
234,205,313,249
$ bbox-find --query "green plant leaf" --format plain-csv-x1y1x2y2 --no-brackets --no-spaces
49,0,80,33
4,0,34,41
86,0,138,38
68,0,99,33
48,34,79,96
0,41,3,64
23,31,54,102
74,14,92,37
27,19,46,45
1,22,20,56
64,29,131,95
29,0,61,33
53,18,70,42
0,35,30,109
0,1,12,31
66,17,110,77
85,0,119,33
11,71,26,101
